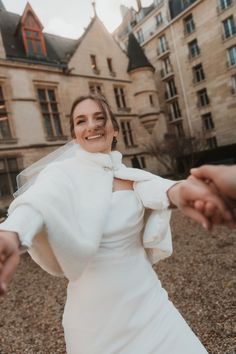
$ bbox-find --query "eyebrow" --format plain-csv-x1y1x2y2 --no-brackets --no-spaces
74,111,104,120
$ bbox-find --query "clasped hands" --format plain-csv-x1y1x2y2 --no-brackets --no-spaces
168,165,236,230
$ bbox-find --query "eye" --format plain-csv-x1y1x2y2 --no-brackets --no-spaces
97,116,105,121
75,120,85,125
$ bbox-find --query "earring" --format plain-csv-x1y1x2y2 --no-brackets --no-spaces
112,137,117,144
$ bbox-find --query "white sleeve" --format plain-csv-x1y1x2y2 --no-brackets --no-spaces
0,205,44,248
134,177,177,210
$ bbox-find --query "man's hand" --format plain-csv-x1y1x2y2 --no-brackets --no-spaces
191,165,236,200
167,176,233,230
0,231,20,295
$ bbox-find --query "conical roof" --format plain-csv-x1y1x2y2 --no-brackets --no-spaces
0,0,6,11
127,32,154,72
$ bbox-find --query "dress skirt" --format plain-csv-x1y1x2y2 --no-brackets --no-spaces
62,191,208,354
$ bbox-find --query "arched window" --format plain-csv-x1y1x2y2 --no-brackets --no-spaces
21,4,46,58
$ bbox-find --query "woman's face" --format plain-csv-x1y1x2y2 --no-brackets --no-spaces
73,98,118,154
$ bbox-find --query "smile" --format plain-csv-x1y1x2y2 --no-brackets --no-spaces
86,134,103,140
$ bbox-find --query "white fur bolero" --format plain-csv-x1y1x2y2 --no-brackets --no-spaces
8,148,176,281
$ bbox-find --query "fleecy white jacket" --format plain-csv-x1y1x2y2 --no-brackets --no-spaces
8,149,176,281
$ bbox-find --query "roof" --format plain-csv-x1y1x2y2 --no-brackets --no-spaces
127,32,154,73
0,10,78,67
142,3,155,17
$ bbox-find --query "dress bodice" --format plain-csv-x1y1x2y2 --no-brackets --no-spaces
95,190,145,259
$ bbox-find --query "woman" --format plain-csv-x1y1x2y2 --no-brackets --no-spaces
0,94,231,353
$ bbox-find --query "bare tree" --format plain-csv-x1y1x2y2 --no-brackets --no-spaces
144,133,207,178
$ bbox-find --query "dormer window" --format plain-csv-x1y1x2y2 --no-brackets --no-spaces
90,54,100,74
21,4,46,58
107,58,116,76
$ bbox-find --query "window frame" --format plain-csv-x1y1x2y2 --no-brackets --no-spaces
193,63,205,83
219,0,232,11
113,86,127,110
106,58,116,76
188,39,200,59
131,155,146,169
0,157,19,197
223,15,236,39
120,120,135,147
90,54,100,74
149,94,154,106
169,100,182,120
36,87,64,140
184,14,195,35
202,112,215,131
166,78,177,99
136,28,144,44
228,46,236,66
155,13,163,28
0,84,13,140
88,82,103,95
159,34,168,53
163,57,172,74
21,11,46,57
197,88,210,107
174,122,185,137
206,136,217,149
231,74,236,94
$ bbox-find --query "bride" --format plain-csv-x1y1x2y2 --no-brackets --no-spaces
0,94,231,353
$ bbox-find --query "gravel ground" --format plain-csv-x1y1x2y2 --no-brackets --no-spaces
0,210,235,354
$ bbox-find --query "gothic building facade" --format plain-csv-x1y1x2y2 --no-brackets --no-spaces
0,2,168,208
114,0,236,159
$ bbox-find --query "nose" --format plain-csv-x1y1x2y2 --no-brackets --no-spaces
87,118,99,131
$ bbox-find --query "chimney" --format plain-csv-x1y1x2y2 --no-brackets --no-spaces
136,0,142,12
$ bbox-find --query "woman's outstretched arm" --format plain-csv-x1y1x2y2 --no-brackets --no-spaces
0,205,44,295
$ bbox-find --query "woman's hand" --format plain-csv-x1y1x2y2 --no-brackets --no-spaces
167,176,233,230
0,231,20,295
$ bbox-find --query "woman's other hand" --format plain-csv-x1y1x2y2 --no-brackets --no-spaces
0,231,20,295
167,176,233,230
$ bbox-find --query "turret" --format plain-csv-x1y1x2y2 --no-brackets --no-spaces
127,33,167,135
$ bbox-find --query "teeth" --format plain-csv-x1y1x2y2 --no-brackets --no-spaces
86,135,102,140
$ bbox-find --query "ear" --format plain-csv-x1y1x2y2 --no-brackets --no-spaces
114,130,119,137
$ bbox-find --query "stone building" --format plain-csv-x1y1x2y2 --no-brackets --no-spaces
114,0,236,160
0,2,167,208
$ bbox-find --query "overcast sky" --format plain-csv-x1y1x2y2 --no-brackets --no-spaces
3,0,153,38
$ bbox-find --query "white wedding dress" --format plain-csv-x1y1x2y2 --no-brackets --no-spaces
62,190,208,354
0,188,208,353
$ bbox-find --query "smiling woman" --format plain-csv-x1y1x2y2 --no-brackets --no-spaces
69,94,119,152
71,95,119,153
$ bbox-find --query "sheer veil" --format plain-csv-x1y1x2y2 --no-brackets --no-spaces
14,140,79,197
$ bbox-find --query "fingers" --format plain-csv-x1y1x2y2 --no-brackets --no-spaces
189,176,233,222
180,176,235,229
194,200,205,213
182,205,211,230
0,252,20,295
191,165,217,181
208,194,233,222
